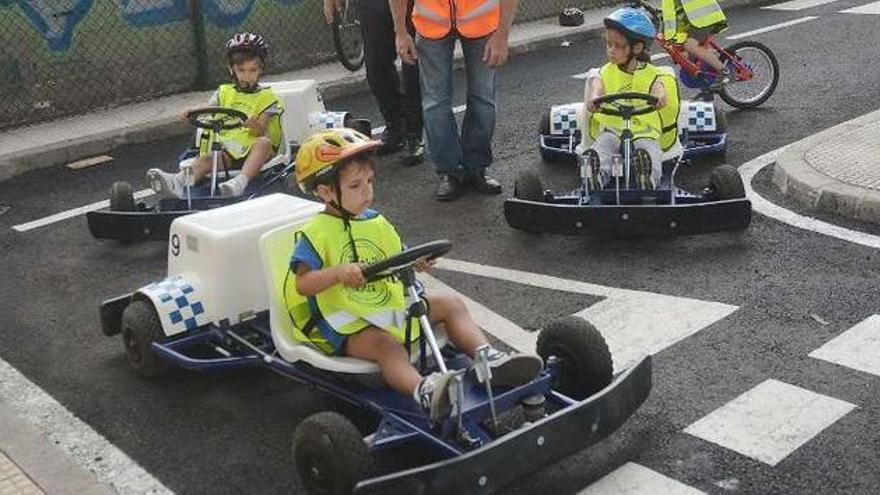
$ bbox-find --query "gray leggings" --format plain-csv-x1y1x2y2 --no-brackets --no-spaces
588,131,662,187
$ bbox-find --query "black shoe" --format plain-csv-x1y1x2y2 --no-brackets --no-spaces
632,148,655,190
467,171,502,195
435,174,462,201
401,135,424,167
376,127,404,156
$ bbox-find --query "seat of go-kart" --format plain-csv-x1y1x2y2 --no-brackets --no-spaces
259,220,447,375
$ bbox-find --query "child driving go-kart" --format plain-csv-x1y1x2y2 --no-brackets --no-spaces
584,7,675,191
289,128,543,419
148,32,284,198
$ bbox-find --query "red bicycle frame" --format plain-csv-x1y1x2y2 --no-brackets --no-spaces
656,35,754,83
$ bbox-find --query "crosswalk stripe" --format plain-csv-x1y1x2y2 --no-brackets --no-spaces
809,315,880,377
762,0,841,11
840,1,880,14
684,379,856,466
578,462,706,494
433,258,738,373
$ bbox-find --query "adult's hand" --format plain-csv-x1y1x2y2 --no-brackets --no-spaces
323,0,342,24
396,32,419,65
483,30,510,68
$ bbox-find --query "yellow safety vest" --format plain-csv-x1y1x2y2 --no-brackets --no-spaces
286,212,421,354
590,62,679,150
661,0,727,43
199,84,283,159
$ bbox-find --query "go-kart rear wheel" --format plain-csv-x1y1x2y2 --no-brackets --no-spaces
109,181,135,212
539,109,551,135
707,164,745,200
292,412,373,495
537,316,612,400
515,170,545,202
120,300,171,378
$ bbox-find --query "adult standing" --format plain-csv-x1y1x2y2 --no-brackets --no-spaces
324,0,424,166
389,0,520,201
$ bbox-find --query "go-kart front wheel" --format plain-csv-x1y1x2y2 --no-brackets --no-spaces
537,316,612,400
121,300,171,378
292,412,373,495
109,181,135,212
707,164,745,200
515,170,545,202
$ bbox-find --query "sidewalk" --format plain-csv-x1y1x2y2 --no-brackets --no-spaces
0,10,619,183
773,109,880,225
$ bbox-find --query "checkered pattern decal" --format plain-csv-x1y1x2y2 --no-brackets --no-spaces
309,111,348,131
142,276,205,332
685,101,717,132
551,105,581,135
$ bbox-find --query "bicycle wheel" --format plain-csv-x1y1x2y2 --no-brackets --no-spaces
332,0,365,72
718,40,779,109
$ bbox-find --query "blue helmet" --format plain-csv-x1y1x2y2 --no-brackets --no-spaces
604,8,656,46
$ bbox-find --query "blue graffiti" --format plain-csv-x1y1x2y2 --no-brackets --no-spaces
118,0,187,27
201,0,305,28
12,0,95,51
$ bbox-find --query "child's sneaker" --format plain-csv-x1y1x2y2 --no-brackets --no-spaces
485,348,543,388
632,149,655,190
584,149,602,191
146,169,185,198
709,68,733,90
219,174,248,197
416,371,458,421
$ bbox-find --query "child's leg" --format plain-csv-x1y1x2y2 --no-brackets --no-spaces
344,326,423,395
219,137,272,196
424,291,488,357
590,131,621,187
683,37,726,74
633,139,663,189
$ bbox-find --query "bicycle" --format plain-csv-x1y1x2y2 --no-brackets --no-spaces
331,0,365,71
633,0,779,109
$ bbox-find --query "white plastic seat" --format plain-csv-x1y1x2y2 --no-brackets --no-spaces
259,222,446,374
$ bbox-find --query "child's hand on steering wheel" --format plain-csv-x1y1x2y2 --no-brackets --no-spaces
336,263,365,286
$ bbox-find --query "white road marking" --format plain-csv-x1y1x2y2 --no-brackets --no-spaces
840,1,880,14
740,146,880,249
578,462,706,495
809,315,880,376
725,16,819,40
11,189,154,233
0,357,171,494
434,258,738,372
762,0,840,11
13,105,470,234
684,379,856,466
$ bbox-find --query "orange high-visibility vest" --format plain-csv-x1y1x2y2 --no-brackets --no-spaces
412,0,500,40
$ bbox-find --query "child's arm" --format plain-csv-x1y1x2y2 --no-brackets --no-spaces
296,263,365,296
246,112,272,136
650,78,668,109
586,76,605,113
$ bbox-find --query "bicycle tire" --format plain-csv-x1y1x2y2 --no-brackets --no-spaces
719,40,779,109
332,0,365,72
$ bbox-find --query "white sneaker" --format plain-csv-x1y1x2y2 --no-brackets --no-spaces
146,169,185,198
416,370,460,421
219,175,248,197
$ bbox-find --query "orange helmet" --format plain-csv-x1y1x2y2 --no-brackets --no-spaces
294,128,381,194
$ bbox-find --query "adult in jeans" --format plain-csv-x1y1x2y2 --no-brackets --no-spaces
389,0,520,201
324,0,424,165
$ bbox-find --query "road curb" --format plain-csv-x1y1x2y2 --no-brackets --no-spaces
773,109,880,225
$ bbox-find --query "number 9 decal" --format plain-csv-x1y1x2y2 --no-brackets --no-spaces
171,234,181,256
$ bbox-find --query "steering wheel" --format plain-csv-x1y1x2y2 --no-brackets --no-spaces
361,240,453,283
185,106,248,131
592,92,658,118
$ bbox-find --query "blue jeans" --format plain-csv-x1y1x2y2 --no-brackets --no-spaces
416,33,497,177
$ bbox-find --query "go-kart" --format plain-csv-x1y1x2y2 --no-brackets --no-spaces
86,80,370,242
506,92,751,237
98,193,652,493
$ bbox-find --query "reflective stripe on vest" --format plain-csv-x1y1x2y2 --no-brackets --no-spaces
662,0,726,40
288,212,421,348
201,84,283,159
589,63,663,142
413,0,500,40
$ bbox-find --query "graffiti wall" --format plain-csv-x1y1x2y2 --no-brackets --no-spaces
0,0,584,129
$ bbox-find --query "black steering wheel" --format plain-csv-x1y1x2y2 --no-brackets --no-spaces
361,240,453,283
186,106,248,131
592,92,658,118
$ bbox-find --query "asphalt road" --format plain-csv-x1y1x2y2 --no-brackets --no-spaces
3,1,880,493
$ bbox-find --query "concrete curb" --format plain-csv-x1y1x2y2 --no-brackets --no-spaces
773,109,880,225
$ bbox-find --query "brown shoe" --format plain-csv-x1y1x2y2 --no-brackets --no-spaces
467,171,502,194
435,174,462,201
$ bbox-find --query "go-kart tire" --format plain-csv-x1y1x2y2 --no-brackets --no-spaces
714,108,727,133
707,164,745,200
292,412,373,495
539,110,551,136
515,170,545,202
120,300,171,378
109,181,135,212
537,316,612,400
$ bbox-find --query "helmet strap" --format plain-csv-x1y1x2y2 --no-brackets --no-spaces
330,175,361,263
